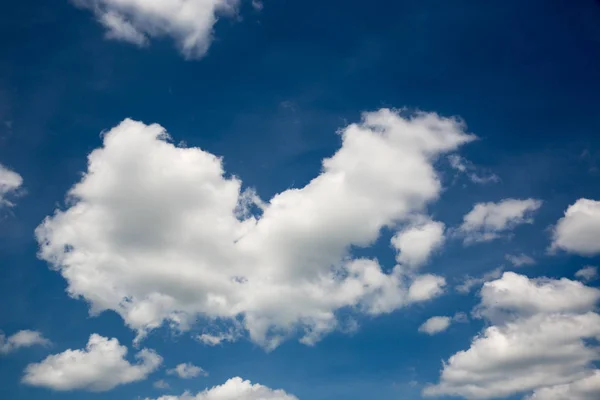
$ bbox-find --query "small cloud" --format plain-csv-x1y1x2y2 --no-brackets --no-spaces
0,330,50,354
448,154,499,185
418,316,451,335
505,254,535,267
153,380,170,389
456,267,503,294
575,266,598,282
167,363,207,379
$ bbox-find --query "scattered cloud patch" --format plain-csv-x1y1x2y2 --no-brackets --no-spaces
505,253,535,267
447,154,499,184
145,377,298,399
425,272,600,399
418,316,451,335
576,266,598,283
0,163,23,207
551,199,600,256
36,110,473,349
154,380,170,389
458,198,542,243
456,267,503,294
167,363,207,379
22,334,161,392
72,0,242,59
0,330,50,354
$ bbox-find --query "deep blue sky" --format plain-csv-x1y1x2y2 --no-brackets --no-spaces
1,1,600,399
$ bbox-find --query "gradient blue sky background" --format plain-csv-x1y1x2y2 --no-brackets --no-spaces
1,1,600,399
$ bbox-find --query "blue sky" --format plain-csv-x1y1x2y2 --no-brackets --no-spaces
1,1,600,399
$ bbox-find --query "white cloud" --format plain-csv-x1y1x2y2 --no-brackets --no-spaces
72,0,241,59
22,334,162,391
145,377,297,400
0,330,50,354
505,253,535,267
425,272,600,399
448,154,499,184
154,380,170,389
551,199,600,256
391,218,445,268
167,363,207,379
527,371,600,400
576,266,599,282
418,316,451,335
0,163,23,207
458,198,542,243
455,267,503,294
35,109,474,349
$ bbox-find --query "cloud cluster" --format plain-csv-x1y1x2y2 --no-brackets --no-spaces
551,198,600,256
0,163,23,207
72,0,240,58
146,377,298,400
22,334,162,391
425,272,600,399
36,110,474,348
458,198,542,243
0,330,50,354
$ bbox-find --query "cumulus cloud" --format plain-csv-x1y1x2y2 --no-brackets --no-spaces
418,316,451,335
391,218,445,268
551,199,600,256
505,253,535,267
167,363,207,379
425,272,600,399
527,371,600,400
448,154,499,184
0,330,50,354
458,198,542,243
72,0,241,59
0,163,23,207
145,377,297,400
576,266,599,282
22,334,162,391
36,109,474,348
154,380,171,389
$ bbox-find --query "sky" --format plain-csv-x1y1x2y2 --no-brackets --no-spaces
1,1,600,399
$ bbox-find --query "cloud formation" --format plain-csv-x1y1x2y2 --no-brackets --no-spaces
72,0,240,58
551,199,600,256
36,109,474,348
0,163,23,207
0,330,50,354
576,266,599,283
146,377,297,400
458,198,542,243
425,272,600,399
167,363,207,379
418,316,451,335
391,218,445,268
22,334,162,391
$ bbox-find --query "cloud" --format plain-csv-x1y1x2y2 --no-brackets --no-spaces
72,0,241,59
154,380,171,389
167,363,207,379
455,267,503,294
448,155,499,184
505,253,535,267
0,330,50,354
458,198,542,243
551,199,600,256
576,266,598,283
145,377,297,400
35,109,474,349
418,316,451,335
391,218,445,268
22,334,162,391
0,163,23,207
527,371,600,400
425,272,600,399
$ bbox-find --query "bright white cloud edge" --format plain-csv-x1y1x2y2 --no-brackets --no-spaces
551,198,600,256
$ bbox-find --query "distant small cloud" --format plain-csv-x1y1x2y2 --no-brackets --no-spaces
418,316,451,335
505,254,535,267
153,380,170,389
575,266,598,282
167,363,207,379
448,154,499,185
456,267,503,294
0,330,50,354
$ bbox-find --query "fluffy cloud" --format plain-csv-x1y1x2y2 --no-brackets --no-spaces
505,253,535,267
418,316,451,335
527,371,600,400
425,272,600,399
167,363,207,379
36,109,474,348
146,377,297,400
551,199,600,256
22,334,161,391
0,330,50,354
72,0,240,58
0,163,23,207
576,266,598,282
458,198,542,243
391,218,445,268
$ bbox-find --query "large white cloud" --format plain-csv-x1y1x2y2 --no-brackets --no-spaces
72,0,240,59
551,199,600,256
22,334,162,391
36,109,474,348
146,377,297,400
0,163,23,207
0,330,50,354
458,198,542,243
425,272,600,399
